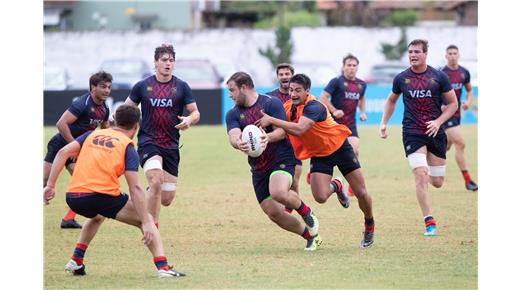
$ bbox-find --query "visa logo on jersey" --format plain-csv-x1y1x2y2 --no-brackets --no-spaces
408,90,432,98
344,92,360,100
452,83,463,90
150,98,173,107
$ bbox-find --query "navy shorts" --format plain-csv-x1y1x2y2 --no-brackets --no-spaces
138,143,180,176
310,138,361,176
252,162,296,204
348,125,359,138
402,132,447,159
66,192,129,219
442,116,461,130
44,134,74,166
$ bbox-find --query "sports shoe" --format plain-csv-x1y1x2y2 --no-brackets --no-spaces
60,219,82,229
333,177,350,208
302,209,319,236
465,180,478,191
158,266,186,278
304,234,322,251
360,231,374,248
65,260,86,276
424,225,437,236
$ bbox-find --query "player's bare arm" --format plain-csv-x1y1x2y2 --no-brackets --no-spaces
175,102,200,130
425,89,458,137
125,171,155,245
256,110,314,137
228,128,249,153
43,141,81,204
319,91,343,119
359,94,367,121
462,82,473,110
379,92,400,138
56,110,79,143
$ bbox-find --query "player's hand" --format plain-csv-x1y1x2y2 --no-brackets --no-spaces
332,110,344,119
462,101,470,110
175,115,192,130
141,221,156,246
425,119,441,137
379,123,388,139
236,138,250,154
258,127,269,150
359,112,367,121
43,185,55,205
254,110,272,128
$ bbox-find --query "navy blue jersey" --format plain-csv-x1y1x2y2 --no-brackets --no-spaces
225,94,296,173
441,65,470,118
302,100,328,122
266,88,291,104
324,76,366,129
67,93,109,138
392,66,452,135
129,75,195,149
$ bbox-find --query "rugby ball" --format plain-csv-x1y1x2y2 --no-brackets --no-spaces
241,125,265,158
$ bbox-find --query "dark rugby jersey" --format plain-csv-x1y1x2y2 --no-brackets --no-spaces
226,94,296,173
441,65,470,118
392,65,452,135
266,88,291,104
67,93,109,137
324,75,367,129
129,75,195,149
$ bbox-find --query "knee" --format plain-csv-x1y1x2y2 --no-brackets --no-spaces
455,140,466,150
314,194,328,204
148,175,163,194
270,190,287,204
414,168,429,185
430,177,444,188
161,191,175,206
264,207,283,222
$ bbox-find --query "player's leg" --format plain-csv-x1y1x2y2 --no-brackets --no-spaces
160,149,180,207
60,163,83,229
445,125,477,190
291,162,302,194
143,155,164,224
346,136,360,196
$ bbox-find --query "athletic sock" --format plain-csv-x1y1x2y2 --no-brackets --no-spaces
71,243,88,265
424,215,437,227
330,179,342,193
296,201,310,217
155,223,159,229
461,170,472,183
364,217,375,233
301,227,312,240
154,256,170,271
63,208,76,221
284,207,293,214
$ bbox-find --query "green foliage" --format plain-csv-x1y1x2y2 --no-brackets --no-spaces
254,10,321,29
380,27,409,61
258,26,293,68
382,9,418,27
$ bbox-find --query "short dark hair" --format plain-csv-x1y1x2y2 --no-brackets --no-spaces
89,71,112,89
342,53,359,65
276,63,294,75
446,44,459,51
154,43,176,61
408,39,429,53
227,71,255,89
289,74,311,91
115,105,141,130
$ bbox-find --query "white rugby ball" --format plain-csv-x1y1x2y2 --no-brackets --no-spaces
241,125,265,158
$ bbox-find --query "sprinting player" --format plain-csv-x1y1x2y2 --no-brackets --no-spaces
124,44,200,226
226,72,321,251
43,105,185,278
379,39,458,236
441,44,478,191
43,71,112,229
319,53,367,196
257,73,375,248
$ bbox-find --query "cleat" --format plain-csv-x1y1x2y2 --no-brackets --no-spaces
424,225,437,236
61,219,82,229
65,260,86,276
304,234,322,251
360,231,374,248
333,177,350,208
302,209,319,236
465,180,478,191
158,266,186,278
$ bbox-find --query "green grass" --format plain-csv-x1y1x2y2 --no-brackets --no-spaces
44,125,477,289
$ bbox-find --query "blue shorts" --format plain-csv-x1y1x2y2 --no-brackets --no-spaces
44,134,74,166
442,116,461,130
402,132,447,159
66,192,129,219
310,138,361,176
138,143,180,176
252,162,296,204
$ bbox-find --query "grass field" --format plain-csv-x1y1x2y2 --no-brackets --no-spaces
43,125,477,289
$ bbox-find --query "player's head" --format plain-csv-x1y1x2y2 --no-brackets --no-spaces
226,71,254,106
154,44,175,78
407,39,429,68
89,71,112,103
275,63,294,90
342,53,359,79
289,74,311,105
115,104,141,138
445,44,460,66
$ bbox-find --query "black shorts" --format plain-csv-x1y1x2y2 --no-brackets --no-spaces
402,132,447,159
310,138,361,176
44,134,74,166
138,143,180,176
442,116,461,130
252,162,296,204
348,125,359,138
66,192,129,219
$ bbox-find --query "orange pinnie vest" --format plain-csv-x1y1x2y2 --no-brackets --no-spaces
67,128,134,196
283,95,351,160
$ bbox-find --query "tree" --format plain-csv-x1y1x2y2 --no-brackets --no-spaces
258,25,293,67
380,26,408,60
